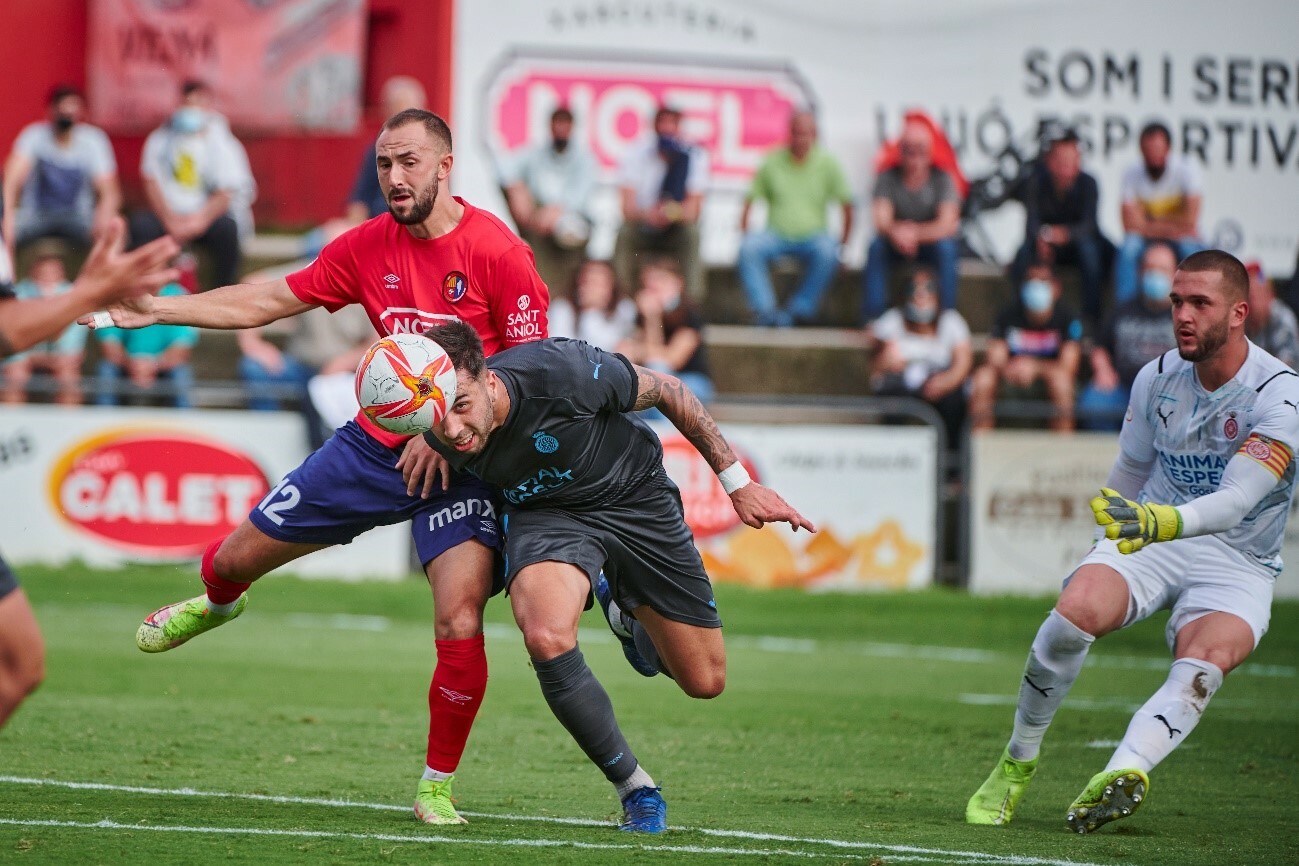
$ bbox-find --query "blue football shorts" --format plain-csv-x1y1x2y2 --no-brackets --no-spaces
248,420,503,575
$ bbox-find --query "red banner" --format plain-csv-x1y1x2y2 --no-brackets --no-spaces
87,0,367,134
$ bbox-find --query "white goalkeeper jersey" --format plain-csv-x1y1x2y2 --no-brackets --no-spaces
1119,342,1299,569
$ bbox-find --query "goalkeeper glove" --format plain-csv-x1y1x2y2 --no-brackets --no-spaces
1090,487,1183,554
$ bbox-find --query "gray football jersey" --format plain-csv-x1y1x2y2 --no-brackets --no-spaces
1121,342,1299,568
427,339,665,511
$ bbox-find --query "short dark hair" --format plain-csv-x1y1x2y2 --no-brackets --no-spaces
551,106,574,124
1178,249,1249,303
1139,121,1171,144
181,79,209,98
424,320,485,378
48,84,81,105
654,105,681,125
382,109,453,153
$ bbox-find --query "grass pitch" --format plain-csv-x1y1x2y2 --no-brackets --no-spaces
2,564,1296,864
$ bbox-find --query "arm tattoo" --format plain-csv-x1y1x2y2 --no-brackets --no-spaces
633,366,737,474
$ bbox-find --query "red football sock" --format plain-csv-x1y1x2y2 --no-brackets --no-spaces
200,538,250,605
425,634,488,773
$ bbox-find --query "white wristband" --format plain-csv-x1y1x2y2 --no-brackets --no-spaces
718,461,751,495
90,311,114,329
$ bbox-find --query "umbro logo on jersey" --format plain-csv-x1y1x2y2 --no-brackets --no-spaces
382,274,400,289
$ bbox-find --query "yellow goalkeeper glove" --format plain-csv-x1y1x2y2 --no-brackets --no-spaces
1090,487,1183,554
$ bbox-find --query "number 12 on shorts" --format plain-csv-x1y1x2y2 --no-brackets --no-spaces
258,478,301,526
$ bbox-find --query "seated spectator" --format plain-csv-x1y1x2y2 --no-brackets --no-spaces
1114,122,1204,306
737,110,853,327
131,80,256,290
866,267,973,446
1245,261,1299,369
95,283,196,408
1077,243,1178,429
1,242,86,405
549,259,636,351
861,118,961,323
237,303,374,446
1011,128,1110,327
617,256,714,413
2,84,120,261
613,106,709,299
503,106,598,293
969,263,1082,432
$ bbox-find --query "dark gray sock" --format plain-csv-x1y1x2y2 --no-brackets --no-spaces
631,620,673,679
532,645,639,782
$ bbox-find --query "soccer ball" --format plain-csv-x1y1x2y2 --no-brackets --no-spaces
355,333,457,435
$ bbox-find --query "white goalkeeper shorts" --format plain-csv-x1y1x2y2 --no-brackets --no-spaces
1072,535,1274,650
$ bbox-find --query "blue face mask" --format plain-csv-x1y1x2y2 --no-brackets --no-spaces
171,107,207,134
1021,279,1054,313
1142,271,1172,302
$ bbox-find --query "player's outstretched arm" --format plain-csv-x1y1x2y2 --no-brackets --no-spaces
631,366,816,533
79,275,316,331
0,217,179,357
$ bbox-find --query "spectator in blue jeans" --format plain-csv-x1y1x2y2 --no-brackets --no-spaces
736,111,854,327
95,283,196,407
1113,122,1204,305
861,119,961,324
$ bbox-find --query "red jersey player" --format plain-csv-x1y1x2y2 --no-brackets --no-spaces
84,110,548,824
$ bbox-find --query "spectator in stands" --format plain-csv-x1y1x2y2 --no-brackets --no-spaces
617,256,714,413
95,283,196,408
969,263,1082,432
1113,122,1204,306
2,84,120,262
131,80,256,290
613,106,709,300
1011,128,1109,327
237,303,374,445
1,242,86,405
866,267,973,445
1245,261,1299,369
504,106,598,294
1076,243,1178,430
549,259,637,351
736,111,853,327
861,118,961,324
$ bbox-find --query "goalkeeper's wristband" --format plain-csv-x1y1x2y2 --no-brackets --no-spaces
1147,502,1183,543
718,461,751,495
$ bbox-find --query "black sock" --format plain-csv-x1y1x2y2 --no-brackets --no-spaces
532,645,639,782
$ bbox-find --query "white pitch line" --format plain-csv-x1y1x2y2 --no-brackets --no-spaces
0,776,1120,866
958,693,1297,712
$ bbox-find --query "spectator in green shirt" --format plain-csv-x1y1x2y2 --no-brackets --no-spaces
95,283,197,407
737,111,854,327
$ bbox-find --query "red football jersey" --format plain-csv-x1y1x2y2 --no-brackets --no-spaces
286,198,550,447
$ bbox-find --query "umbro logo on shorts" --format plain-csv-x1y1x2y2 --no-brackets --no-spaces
439,687,473,704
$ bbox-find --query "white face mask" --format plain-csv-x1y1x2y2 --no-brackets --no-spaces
171,107,207,134
1021,279,1054,313
905,302,937,324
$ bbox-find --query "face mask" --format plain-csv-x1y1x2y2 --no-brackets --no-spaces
1021,279,1054,313
53,113,75,132
904,303,937,324
661,292,681,313
552,137,569,153
171,107,207,134
1142,271,1172,302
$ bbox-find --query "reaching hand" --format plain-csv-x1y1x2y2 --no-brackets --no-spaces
730,483,817,533
1090,487,1182,554
396,435,452,499
74,217,179,329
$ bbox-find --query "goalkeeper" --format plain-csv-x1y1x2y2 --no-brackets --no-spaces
967,250,1299,834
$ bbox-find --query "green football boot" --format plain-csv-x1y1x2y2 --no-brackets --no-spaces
136,594,248,653
1066,768,1149,834
414,776,468,825
966,748,1039,826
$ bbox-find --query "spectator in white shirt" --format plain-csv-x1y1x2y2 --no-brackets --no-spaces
548,259,637,351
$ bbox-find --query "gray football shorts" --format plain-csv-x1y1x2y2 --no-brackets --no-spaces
0,554,19,601
502,479,722,629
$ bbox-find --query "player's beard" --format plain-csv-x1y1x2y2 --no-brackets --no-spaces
389,180,438,225
1178,313,1230,363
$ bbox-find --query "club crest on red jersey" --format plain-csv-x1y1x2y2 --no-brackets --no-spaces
443,271,469,303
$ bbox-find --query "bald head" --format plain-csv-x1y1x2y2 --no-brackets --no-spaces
789,111,817,158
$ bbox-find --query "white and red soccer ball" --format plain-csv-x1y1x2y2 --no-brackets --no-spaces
355,333,457,435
